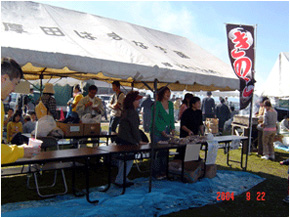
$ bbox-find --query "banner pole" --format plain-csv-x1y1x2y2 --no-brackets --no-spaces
244,24,257,170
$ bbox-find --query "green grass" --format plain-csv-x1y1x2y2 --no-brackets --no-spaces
1,123,289,216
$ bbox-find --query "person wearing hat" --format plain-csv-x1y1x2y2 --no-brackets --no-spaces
36,83,57,119
114,91,147,187
201,91,216,121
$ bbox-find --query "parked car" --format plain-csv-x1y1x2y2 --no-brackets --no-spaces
9,91,41,113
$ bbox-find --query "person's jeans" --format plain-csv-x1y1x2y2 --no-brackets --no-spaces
115,159,134,184
114,137,135,184
152,131,169,178
109,116,121,135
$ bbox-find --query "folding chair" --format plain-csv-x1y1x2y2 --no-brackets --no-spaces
26,137,71,198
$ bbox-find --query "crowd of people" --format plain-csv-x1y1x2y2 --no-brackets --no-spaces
1,57,289,193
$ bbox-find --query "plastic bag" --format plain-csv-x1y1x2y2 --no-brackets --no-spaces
48,127,64,138
35,115,57,138
81,113,102,123
35,100,48,119
206,138,219,165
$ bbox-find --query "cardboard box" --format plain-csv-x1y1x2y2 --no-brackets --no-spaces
206,118,219,134
169,160,204,183
204,164,217,178
56,122,83,137
83,123,101,136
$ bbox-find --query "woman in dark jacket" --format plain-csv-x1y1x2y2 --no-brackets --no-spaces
114,91,147,186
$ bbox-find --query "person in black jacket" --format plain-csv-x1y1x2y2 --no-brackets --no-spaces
140,95,153,133
114,91,147,187
216,98,231,134
201,91,216,121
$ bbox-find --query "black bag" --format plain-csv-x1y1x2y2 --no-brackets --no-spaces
11,132,29,145
139,129,149,143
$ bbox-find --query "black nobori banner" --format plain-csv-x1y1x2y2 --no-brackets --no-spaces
226,24,255,110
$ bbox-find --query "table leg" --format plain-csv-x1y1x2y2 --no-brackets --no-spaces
202,143,208,178
241,141,248,170
226,142,232,167
97,154,111,192
181,147,185,182
72,160,85,197
121,154,127,195
166,149,169,179
85,158,99,204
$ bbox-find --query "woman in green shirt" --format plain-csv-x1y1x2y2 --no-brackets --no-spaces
150,86,175,179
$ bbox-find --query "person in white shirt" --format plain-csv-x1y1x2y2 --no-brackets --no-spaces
108,81,125,135
76,85,104,123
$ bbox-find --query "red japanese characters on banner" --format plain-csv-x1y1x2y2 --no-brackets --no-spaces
226,24,255,110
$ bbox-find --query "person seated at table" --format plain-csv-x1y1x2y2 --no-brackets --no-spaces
176,96,204,160
2,57,40,164
3,108,14,140
23,115,36,134
150,86,175,180
7,111,23,143
114,91,147,187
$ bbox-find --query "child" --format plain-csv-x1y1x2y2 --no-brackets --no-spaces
7,112,23,143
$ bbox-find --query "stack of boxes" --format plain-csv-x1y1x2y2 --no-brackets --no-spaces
56,122,100,137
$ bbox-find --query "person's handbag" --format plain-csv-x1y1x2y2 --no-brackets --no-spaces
139,129,149,143
257,123,264,131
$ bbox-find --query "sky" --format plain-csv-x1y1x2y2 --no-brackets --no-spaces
37,1,289,92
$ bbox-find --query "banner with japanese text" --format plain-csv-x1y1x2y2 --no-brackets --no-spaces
226,24,255,110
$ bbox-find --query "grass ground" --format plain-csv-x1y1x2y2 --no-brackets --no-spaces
1,122,289,217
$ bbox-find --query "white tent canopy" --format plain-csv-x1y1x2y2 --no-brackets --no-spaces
260,52,289,98
1,1,239,91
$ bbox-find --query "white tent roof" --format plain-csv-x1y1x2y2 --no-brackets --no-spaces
260,52,289,98
1,1,239,91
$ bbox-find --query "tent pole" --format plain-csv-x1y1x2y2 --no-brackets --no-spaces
39,68,46,95
141,81,153,92
149,79,158,192
131,81,134,91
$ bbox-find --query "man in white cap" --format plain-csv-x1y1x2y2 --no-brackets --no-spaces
36,83,57,119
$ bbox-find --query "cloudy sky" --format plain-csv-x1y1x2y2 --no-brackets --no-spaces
38,1,289,91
